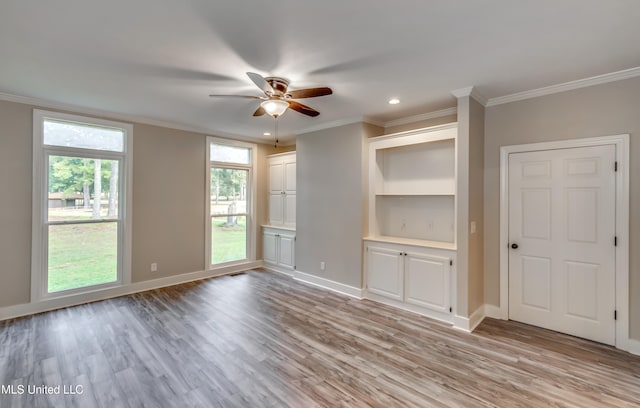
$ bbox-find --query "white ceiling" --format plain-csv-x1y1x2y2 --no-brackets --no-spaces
1,1,639,143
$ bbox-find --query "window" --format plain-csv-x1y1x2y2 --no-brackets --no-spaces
32,110,132,299
206,138,256,268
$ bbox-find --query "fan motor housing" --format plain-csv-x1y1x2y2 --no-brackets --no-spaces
265,77,290,95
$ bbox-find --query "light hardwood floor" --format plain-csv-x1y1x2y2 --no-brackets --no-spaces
1,269,639,407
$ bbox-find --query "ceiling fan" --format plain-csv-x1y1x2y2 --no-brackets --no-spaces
209,72,332,118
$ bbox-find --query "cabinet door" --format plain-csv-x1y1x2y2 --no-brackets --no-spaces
263,231,278,264
269,161,283,194
284,193,296,226
278,234,295,269
283,159,296,194
269,193,284,225
366,245,404,301
405,252,450,313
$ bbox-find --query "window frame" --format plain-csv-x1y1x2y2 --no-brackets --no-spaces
206,137,257,269
31,109,133,301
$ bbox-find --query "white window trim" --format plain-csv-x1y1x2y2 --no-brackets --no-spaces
31,109,133,302
205,136,257,270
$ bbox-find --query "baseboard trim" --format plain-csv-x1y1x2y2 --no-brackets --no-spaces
453,304,486,332
484,304,506,320
621,339,640,356
262,264,294,277
0,261,264,321
293,270,363,299
469,305,486,331
365,291,453,325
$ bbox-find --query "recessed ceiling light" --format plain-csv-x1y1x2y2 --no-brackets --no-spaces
263,132,271,136
388,98,400,105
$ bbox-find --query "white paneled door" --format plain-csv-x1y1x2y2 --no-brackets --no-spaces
508,145,616,345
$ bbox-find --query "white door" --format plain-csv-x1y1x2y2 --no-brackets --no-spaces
405,252,450,314
278,234,295,269
284,193,296,226
508,145,616,345
283,159,296,194
263,231,278,264
366,245,404,301
269,193,283,225
269,161,283,193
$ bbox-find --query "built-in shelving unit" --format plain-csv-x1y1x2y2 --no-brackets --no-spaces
364,123,458,324
263,151,296,275
367,123,457,246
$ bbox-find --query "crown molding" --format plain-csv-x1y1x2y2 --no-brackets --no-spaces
470,88,488,106
0,91,282,146
451,86,487,106
486,66,640,107
296,116,373,136
451,86,474,98
362,116,386,128
383,107,457,128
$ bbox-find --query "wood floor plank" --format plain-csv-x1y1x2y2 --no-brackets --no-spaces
1,269,640,407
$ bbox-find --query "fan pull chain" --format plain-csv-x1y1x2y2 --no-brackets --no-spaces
274,118,279,148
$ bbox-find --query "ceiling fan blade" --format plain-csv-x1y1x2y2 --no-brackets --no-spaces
209,94,263,99
253,106,266,116
288,101,320,117
287,87,333,99
246,72,273,94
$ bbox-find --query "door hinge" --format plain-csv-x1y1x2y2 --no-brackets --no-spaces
614,236,618,246
614,310,617,320
449,307,453,313
449,259,453,266
614,161,618,172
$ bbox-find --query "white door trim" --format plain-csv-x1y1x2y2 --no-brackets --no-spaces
499,134,630,350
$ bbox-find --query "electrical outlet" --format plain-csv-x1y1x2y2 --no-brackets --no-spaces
150,263,158,272
320,261,326,271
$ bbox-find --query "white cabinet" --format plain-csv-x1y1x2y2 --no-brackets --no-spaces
268,152,296,227
404,250,451,314
263,227,295,274
365,235,455,322
366,246,404,300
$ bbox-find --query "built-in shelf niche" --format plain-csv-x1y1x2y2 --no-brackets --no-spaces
375,138,455,196
376,195,455,242
368,123,457,246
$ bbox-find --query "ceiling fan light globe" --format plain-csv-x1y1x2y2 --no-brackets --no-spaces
261,99,289,118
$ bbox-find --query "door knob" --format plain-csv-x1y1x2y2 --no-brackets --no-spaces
511,243,519,249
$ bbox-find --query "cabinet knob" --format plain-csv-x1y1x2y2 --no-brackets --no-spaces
511,243,519,249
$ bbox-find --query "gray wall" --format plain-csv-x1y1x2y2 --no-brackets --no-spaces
131,123,205,282
468,98,485,314
484,76,640,338
0,99,277,308
0,100,33,307
296,122,381,288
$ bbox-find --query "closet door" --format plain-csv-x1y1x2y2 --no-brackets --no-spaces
508,145,616,345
